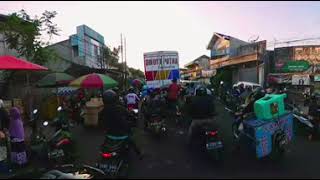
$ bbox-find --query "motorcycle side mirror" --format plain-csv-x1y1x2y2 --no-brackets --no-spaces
57,106,62,111
33,109,38,114
43,121,49,127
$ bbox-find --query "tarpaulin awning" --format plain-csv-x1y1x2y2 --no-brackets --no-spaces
52,87,79,96
0,55,48,71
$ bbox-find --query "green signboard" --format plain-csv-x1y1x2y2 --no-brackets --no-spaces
282,60,310,73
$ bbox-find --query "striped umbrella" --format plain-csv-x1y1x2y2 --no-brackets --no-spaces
69,73,118,89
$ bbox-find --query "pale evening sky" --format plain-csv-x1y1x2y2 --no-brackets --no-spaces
1,1,320,71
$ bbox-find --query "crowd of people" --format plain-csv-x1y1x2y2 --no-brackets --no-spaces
0,78,221,172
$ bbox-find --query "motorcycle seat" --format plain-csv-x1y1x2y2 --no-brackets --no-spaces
106,135,128,140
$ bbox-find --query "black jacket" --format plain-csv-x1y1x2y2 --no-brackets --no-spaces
186,95,215,119
0,108,9,130
99,104,131,136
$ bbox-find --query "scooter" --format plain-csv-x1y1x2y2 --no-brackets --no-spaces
188,121,224,161
146,113,167,137
9,164,106,179
29,106,76,164
286,103,314,129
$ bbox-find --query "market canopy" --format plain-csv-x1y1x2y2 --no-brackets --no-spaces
36,72,75,88
69,73,118,89
0,55,48,71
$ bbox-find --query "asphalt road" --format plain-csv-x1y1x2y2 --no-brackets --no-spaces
5,100,320,179
70,101,320,179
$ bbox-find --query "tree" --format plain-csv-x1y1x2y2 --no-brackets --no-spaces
0,9,59,65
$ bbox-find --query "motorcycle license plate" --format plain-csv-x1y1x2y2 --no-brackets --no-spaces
206,141,223,150
98,163,119,173
48,149,64,158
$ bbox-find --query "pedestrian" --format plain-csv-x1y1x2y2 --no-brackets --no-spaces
9,107,27,167
0,100,10,131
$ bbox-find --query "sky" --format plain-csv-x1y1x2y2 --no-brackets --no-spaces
1,1,320,71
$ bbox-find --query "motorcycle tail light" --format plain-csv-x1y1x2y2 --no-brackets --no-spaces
56,138,71,147
206,131,218,137
101,152,116,159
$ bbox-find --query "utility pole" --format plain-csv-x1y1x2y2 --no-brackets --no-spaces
124,36,127,91
121,33,124,90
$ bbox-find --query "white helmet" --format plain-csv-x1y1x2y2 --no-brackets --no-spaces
220,81,224,85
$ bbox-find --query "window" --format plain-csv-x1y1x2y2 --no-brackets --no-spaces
72,46,79,57
94,45,98,57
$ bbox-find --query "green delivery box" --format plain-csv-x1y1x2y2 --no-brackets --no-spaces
254,94,287,120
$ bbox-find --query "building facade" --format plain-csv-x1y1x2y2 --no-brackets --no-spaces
268,45,320,86
181,55,213,84
48,25,106,71
208,32,267,86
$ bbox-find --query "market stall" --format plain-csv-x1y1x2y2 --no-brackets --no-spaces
69,73,118,127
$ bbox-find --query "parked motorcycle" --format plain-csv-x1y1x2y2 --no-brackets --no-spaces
9,164,106,179
29,106,76,164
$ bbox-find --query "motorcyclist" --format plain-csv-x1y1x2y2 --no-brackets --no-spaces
238,83,245,94
308,93,320,138
125,87,140,110
143,88,164,130
186,87,217,147
98,90,143,158
240,87,266,116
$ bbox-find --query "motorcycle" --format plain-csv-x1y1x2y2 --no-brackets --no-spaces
29,106,76,164
9,164,106,179
128,106,139,126
146,113,167,137
188,121,224,161
96,134,130,178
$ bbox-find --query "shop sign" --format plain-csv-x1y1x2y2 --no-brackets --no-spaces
292,74,310,85
282,60,310,73
314,75,320,82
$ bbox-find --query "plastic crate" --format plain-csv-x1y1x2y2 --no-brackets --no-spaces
254,94,287,120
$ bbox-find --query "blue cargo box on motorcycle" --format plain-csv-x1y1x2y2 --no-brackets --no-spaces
243,113,293,159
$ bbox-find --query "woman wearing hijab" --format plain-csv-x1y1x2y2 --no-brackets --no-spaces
9,107,27,167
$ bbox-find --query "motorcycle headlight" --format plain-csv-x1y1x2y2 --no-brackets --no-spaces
33,109,38,114
133,109,138,114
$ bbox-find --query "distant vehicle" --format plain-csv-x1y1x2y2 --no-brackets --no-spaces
233,81,261,90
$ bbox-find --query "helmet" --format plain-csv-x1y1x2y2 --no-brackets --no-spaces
147,88,154,94
172,78,177,83
254,87,266,100
196,87,207,96
142,85,148,90
220,81,224,85
129,87,134,93
103,90,117,105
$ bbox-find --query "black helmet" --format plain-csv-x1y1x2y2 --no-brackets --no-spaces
129,87,134,93
103,90,117,105
254,87,266,100
196,87,207,96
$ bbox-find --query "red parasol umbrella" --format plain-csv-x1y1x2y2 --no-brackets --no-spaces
0,55,48,70
0,55,48,119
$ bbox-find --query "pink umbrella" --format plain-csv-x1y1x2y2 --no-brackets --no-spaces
0,55,48,70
